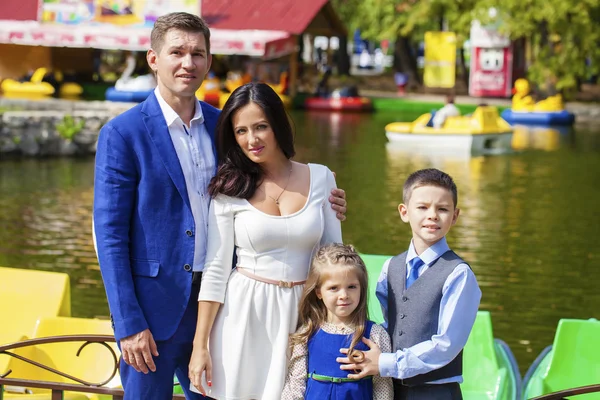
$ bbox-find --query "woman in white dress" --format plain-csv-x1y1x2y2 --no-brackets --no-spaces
188,82,343,400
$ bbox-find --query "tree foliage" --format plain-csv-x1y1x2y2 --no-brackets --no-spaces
331,0,600,94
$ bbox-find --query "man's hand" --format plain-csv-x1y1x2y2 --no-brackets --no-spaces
120,329,158,374
329,188,347,221
188,346,212,396
336,337,381,379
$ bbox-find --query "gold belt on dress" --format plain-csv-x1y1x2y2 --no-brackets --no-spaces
235,267,306,288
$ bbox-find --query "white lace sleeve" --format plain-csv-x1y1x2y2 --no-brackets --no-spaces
371,324,394,400
281,342,308,400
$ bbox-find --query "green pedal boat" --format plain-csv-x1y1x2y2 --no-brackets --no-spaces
362,254,521,400
522,318,600,400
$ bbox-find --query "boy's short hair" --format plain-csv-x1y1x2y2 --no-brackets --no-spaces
403,168,458,207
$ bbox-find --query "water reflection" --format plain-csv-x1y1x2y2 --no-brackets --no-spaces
511,125,572,152
0,158,108,318
1,113,599,374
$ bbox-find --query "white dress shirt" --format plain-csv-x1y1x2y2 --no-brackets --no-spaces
154,88,215,271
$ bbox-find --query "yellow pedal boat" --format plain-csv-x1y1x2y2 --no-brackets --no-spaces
0,267,184,399
1,69,55,99
0,267,120,399
385,106,514,156
0,267,70,348
0,68,83,100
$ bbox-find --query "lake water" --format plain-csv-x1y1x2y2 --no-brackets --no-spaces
1,109,599,373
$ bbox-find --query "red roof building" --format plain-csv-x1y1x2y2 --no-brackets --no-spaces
202,0,345,36
0,0,38,21
0,0,345,54
0,0,345,80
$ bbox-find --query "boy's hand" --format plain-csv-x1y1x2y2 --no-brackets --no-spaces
336,337,381,379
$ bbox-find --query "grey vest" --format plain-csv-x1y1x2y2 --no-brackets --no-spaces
387,250,467,385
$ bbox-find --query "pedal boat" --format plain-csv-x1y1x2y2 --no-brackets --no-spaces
304,95,373,112
385,106,514,156
522,318,600,399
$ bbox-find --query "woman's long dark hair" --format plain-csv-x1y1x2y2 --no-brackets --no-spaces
207,82,296,199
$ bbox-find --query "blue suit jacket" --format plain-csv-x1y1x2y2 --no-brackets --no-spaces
93,93,220,341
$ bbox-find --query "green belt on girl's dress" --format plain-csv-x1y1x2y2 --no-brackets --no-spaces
307,372,373,383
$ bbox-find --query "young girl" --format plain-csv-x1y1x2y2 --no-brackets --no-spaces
282,244,393,400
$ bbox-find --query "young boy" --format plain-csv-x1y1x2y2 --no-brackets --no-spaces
338,168,481,400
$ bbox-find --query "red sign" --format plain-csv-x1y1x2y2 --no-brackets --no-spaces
469,46,512,98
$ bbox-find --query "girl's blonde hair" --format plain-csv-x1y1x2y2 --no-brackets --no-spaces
290,243,369,359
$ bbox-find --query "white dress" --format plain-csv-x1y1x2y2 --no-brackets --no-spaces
197,163,343,400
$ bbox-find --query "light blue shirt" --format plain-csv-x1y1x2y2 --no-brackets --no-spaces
375,237,481,383
155,88,215,271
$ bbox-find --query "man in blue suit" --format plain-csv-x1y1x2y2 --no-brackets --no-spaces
93,12,347,399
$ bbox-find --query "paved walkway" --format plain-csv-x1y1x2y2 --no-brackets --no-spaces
362,89,512,106
2,91,599,121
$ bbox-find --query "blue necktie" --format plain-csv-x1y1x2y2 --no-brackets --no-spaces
406,257,425,289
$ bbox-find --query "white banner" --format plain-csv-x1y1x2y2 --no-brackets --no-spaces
0,20,292,57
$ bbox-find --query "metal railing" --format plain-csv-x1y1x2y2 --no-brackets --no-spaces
530,384,600,399
0,335,185,400
3,335,597,400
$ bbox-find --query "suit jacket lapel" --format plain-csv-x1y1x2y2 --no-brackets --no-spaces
142,93,192,212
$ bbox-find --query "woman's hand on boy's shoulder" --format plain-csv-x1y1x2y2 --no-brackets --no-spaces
329,187,347,221
336,337,381,379
329,171,347,221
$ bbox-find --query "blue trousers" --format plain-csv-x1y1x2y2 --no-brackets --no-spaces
120,283,206,400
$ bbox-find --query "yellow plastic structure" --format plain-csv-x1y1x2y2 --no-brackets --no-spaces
511,125,561,151
224,71,251,93
2,317,120,400
53,70,83,99
219,87,291,109
59,83,84,98
385,106,512,136
0,68,55,99
0,267,71,377
0,267,71,344
195,75,222,102
511,78,564,112
268,71,288,95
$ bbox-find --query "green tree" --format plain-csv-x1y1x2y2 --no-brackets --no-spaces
332,0,600,94
332,0,483,87
476,0,600,95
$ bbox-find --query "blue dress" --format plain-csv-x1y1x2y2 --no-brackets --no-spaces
305,321,375,400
